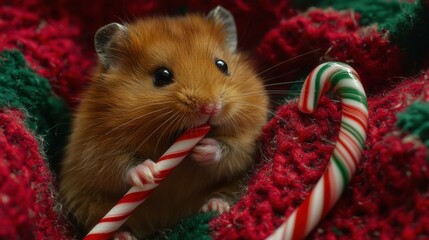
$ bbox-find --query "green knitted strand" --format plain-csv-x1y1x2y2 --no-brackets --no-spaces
150,213,214,240
291,0,413,26
0,50,71,173
383,0,429,66
396,101,429,157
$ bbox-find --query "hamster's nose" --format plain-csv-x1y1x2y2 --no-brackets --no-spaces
200,102,222,116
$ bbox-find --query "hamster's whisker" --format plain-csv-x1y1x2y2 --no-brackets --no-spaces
262,68,301,82
234,110,255,130
268,99,291,107
231,104,265,130
78,106,177,150
223,88,268,98
171,114,188,140
263,80,305,87
69,107,172,148
104,107,169,136
153,112,182,151
256,48,320,77
264,90,305,95
237,102,289,125
130,100,177,112
135,111,179,152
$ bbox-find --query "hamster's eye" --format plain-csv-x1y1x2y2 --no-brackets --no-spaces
153,67,174,87
215,59,229,75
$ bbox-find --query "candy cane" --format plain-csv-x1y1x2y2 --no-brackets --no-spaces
266,62,368,240
84,124,211,240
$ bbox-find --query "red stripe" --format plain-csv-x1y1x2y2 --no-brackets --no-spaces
118,191,151,204
154,168,177,180
343,104,368,129
335,141,353,174
84,232,114,240
321,78,331,97
341,132,361,164
321,164,332,217
343,111,365,131
343,102,367,117
158,149,190,162
100,213,131,223
338,137,358,166
176,124,210,142
301,69,316,112
292,197,311,239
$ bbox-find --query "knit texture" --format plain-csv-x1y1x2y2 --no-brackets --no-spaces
0,3,94,107
0,0,428,239
0,109,71,239
0,50,70,172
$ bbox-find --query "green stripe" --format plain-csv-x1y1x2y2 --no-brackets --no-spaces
337,87,368,110
342,121,365,148
314,63,334,107
332,152,350,184
329,71,349,87
329,70,368,110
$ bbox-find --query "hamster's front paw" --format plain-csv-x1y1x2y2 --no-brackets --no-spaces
127,159,159,188
190,138,222,165
200,197,230,214
114,231,137,240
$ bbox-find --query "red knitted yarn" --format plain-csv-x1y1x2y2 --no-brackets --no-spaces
207,0,295,49
46,0,295,50
210,71,429,239
0,4,94,107
24,0,295,50
0,109,71,239
256,9,405,93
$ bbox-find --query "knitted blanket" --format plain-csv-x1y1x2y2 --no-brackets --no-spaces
1,0,428,239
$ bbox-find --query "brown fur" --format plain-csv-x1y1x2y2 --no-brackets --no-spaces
59,13,268,238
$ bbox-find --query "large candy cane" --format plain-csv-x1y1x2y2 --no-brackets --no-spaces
84,124,211,240
266,62,368,240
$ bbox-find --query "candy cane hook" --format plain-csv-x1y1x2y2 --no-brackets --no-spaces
84,124,211,240
266,62,368,240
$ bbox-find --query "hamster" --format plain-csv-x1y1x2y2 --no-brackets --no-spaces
59,6,268,239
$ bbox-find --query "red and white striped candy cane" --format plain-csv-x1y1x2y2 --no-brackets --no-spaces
266,62,368,240
84,124,211,240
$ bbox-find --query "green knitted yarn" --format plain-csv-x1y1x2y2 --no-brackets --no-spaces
151,213,214,240
383,0,429,66
292,0,429,67
291,0,413,26
396,101,429,152
0,50,70,172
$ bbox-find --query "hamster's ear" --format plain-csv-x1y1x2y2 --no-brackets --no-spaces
94,22,127,69
207,6,237,53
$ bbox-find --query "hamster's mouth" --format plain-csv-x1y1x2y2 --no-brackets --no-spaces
196,114,211,126
197,113,223,127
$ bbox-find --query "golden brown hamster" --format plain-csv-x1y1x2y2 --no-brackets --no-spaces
59,6,268,239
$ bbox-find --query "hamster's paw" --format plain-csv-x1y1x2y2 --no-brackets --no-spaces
200,197,230,214
114,231,137,240
128,159,159,187
190,138,222,165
